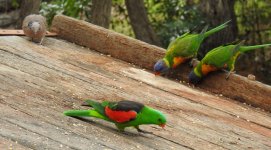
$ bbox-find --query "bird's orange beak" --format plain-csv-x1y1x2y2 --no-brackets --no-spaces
154,72,160,76
159,124,166,128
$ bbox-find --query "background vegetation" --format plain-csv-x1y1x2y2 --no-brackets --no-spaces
0,0,271,84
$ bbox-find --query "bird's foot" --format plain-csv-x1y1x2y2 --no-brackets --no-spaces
225,71,236,80
135,127,153,134
39,38,44,45
189,58,200,68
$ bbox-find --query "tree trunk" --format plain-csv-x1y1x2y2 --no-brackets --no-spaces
0,0,20,28
16,0,41,29
90,0,112,29
125,0,161,47
199,0,238,58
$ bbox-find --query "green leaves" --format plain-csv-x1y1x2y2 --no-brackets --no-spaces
146,0,203,48
40,0,91,26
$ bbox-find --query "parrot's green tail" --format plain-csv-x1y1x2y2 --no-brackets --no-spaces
204,20,231,38
240,44,271,52
63,110,107,120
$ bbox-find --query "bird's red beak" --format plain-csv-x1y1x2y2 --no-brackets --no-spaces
159,124,166,128
154,72,160,76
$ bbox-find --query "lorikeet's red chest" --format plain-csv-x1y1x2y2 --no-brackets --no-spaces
105,106,137,123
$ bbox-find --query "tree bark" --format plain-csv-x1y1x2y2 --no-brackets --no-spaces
125,0,161,47
90,0,112,29
199,0,238,58
16,0,41,29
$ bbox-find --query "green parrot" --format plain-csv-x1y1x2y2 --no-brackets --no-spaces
188,42,271,84
154,20,231,75
64,99,166,133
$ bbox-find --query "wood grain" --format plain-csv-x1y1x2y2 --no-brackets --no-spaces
0,36,270,149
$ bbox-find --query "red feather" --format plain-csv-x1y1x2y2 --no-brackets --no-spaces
105,106,137,123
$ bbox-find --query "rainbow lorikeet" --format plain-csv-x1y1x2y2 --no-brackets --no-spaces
64,100,166,133
188,42,271,84
154,21,230,75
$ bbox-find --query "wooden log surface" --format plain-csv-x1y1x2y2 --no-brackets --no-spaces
50,15,271,111
0,36,271,149
0,30,57,36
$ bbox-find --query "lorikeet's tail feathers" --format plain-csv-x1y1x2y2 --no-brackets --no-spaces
63,110,107,119
64,110,91,116
81,99,100,107
197,25,208,44
240,44,271,52
82,99,106,116
204,20,231,38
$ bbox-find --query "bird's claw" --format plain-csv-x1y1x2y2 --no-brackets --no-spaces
136,128,153,134
189,58,200,68
225,71,236,80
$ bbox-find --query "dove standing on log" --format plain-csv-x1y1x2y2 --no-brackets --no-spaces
22,14,47,44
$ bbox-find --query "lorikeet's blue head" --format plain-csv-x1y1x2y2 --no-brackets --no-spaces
154,59,169,75
188,70,202,84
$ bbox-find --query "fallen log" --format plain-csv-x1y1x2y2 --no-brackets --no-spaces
50,15,271,111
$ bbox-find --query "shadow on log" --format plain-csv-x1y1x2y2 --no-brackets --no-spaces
50,15,271,111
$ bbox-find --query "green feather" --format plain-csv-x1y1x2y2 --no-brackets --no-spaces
83,99,106,116
203,20,231,38
114,106,166,130
239,44,271,52
63,110,108,120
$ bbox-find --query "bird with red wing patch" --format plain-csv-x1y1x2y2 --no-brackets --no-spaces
105,100,144,123
64,99,166,133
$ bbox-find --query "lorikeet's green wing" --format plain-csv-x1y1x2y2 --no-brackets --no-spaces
166,31,190,50
201,45,235,68
189,25,209,55
166,34,198,58
168,25,208,57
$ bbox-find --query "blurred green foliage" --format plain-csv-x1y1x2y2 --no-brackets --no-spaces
11,0,20,8
146,0,203,47
40,0,91,26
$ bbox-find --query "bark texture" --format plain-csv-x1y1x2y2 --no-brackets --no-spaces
125,0,161,46
90,0,112,28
